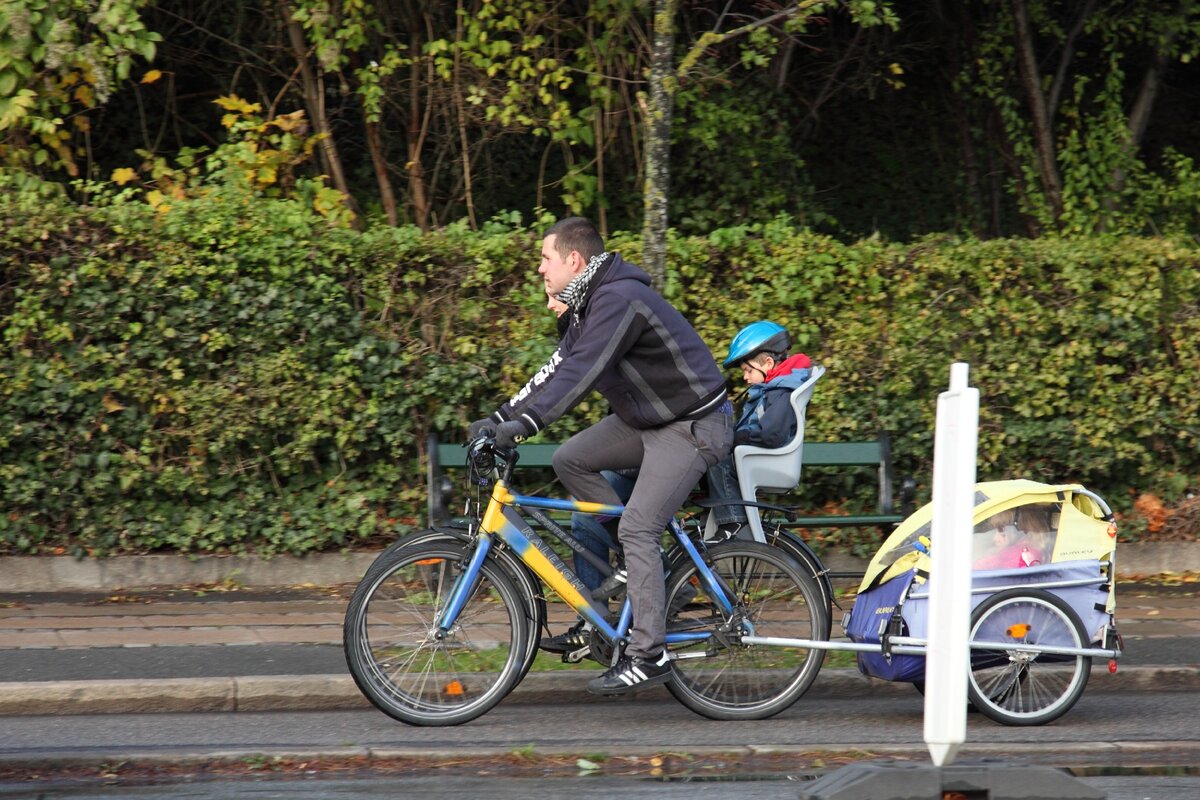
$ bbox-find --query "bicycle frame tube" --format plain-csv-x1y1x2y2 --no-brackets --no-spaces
506,491,625,518
666,519,736,617
466,479,740,648
481,480,621,637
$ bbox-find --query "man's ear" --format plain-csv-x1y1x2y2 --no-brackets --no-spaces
570,250,587,273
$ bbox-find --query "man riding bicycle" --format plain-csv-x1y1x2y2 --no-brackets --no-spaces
471,216,732,694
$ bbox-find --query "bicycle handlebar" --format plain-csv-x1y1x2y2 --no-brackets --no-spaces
465,435,520,485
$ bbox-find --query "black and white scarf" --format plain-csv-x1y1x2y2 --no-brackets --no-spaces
555,251,610,311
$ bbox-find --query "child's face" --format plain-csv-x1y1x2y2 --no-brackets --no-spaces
739,355,774,385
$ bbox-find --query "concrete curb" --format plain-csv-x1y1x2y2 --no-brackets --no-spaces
1,666,1195,717
0,552,381,592
2,541,1198,592
3,739,1198,769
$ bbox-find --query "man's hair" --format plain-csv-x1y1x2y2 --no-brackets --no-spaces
545,217,605,262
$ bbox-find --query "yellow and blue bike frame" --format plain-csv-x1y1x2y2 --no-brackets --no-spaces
436,479,738,647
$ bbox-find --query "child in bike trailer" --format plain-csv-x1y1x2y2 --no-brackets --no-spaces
540,320,812,657
469,216,732,695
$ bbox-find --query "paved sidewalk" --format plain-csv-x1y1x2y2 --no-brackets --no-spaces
0,576,1197,716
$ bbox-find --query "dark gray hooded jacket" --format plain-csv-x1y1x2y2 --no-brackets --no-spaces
492,253,726,435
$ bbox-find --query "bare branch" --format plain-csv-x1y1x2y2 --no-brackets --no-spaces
676,0,827,80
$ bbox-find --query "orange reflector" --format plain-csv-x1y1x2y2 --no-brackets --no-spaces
444,680,465,696
1107,522,1118,538
415,559,444,565
1006,623,1031,638
1109,659,1118,674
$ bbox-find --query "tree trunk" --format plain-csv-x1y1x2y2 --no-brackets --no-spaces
1126,49,1170,151
642,0,677,289
1009,0,1063,224
1125,0,1189,153
453,0,477,230
642,0,824,283
364,119,398,225
407,18,432,231
588,18,609,236
280,2,361,227
1046,0,1097,130
1106,3,1185,220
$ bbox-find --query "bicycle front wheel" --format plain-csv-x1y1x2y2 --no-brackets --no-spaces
343,540,533,726
360,529,546,681
664,541,827,721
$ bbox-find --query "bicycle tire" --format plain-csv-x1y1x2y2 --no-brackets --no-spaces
343,539,534,726
665,529,833,639
760,528,834,638
966,587,1091,726
359,529,546,679
663,541,827,721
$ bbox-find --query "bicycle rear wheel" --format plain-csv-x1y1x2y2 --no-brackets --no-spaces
343,539,533,726
664,541,827,721
665,526,833,639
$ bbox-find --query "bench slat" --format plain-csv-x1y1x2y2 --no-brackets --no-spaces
439,441,885,469
431,436,911,537
801,441,884,466
436,442,558,468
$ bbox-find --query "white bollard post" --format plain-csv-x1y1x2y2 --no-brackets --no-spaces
924,362,979,767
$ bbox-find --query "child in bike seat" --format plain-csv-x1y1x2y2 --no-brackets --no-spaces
703,320,812,541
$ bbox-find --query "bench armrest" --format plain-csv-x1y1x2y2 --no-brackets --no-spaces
427,433,453,527
875,431,918,518
877,431,895,515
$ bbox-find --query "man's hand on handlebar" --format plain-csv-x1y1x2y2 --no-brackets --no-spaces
468,417,495,439
493,420,527,449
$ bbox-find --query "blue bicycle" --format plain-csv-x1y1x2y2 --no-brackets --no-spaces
343,435,829,726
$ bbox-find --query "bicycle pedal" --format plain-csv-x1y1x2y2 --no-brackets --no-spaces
562,645,592,663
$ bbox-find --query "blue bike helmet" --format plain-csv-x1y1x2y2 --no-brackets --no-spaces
723,320,790,368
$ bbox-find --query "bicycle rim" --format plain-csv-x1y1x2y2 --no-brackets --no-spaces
664,542,827,720
361,530,545,678
343,540,531,726
967,588,1091,726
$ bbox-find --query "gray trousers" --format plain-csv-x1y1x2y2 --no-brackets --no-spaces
553,409,733,658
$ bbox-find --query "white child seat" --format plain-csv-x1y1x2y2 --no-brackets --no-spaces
733,365,825,543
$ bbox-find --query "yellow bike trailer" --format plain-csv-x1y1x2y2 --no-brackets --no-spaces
840,480,1122,726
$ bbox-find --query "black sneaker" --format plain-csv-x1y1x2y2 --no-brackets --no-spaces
667,580,699,616
586,651,672,695
539,621,591,654
704,522,743,544
589,568,628,600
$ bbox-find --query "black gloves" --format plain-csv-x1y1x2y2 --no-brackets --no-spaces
494,420,528,449
469,416,529,448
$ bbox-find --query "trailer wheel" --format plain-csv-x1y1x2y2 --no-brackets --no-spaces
967,588,1091,726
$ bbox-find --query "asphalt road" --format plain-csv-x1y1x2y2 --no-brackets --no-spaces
2,633,1196,684
3,773,1199,800
1,691,1196,760
2,692,1198,799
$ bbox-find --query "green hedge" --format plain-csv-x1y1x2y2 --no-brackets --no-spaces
2,186,1197,555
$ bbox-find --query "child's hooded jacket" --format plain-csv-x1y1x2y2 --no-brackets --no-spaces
734,353,812,448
